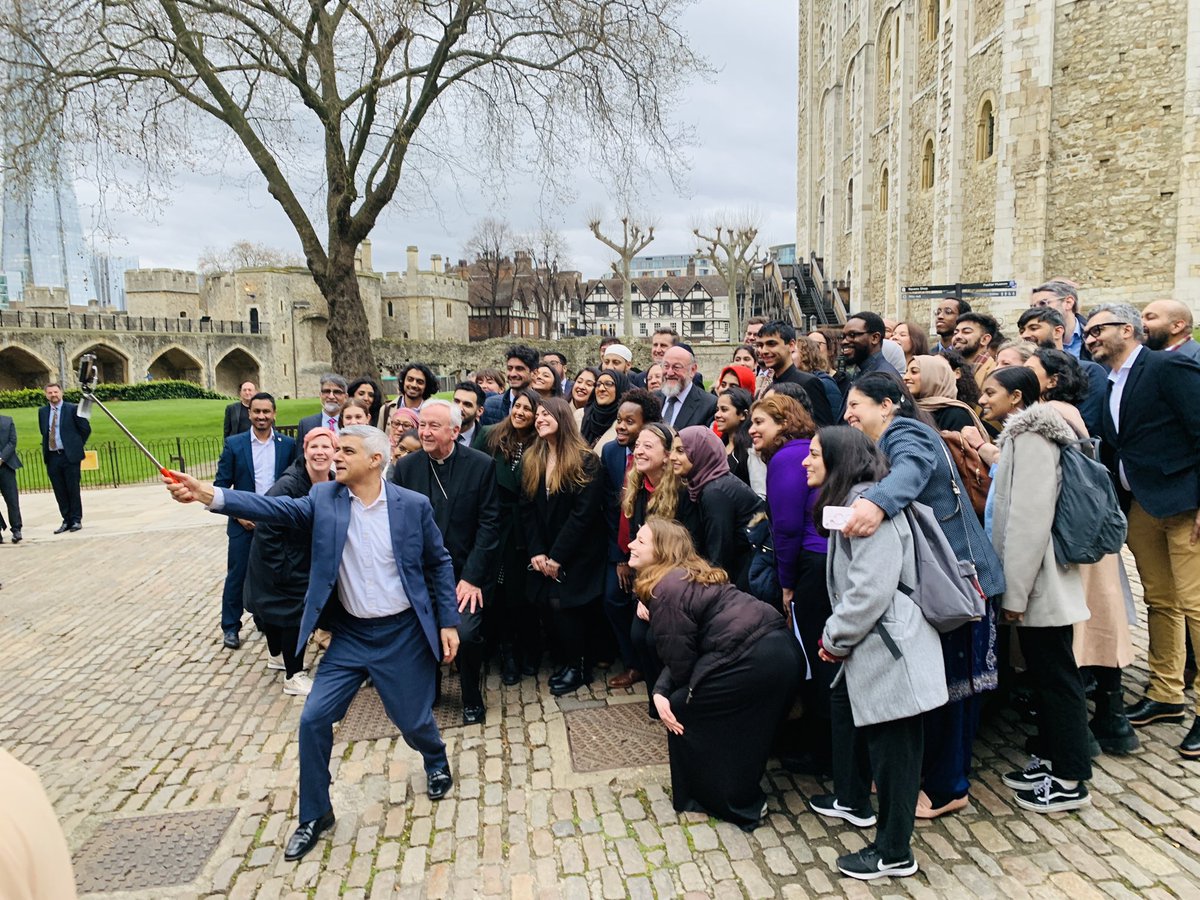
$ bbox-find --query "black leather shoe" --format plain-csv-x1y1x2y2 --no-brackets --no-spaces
223,631,241,650
68,523,82,532
284,810,335,861
1181,717,1200,759
53,523,69,534
9,530,20,544
548,665,571,688
501,653,521,686
550,666,591,696
1126,697,1186,727
0,532,4,543
462,704,486,726
427,767,453,801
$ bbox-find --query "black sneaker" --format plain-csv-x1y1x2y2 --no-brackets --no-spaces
1002,756,1052,791
807,793,877,828
836,846,918,880
1014,776,1090,813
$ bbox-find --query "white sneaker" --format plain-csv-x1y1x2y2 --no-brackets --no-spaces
267,653,286,671
284,672,313,696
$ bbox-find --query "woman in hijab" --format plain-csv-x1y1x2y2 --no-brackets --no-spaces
581,368,630,448
671,426,765,591
716,364,756,395
903,354,988,434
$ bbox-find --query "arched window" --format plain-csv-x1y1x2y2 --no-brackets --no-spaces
879,166,890,211
977,98,996,161
927,0,940,40
818,196,827,257
882,34,893,93
846,179,854,230
921,138,935,190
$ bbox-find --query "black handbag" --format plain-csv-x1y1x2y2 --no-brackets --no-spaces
744,513,783,609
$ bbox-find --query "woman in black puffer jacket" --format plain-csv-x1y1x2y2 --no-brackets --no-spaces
629,516,802,831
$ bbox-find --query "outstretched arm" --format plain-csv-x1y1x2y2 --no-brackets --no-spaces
164,471,315,530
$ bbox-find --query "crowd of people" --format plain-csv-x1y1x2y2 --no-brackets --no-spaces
194,283,1200,879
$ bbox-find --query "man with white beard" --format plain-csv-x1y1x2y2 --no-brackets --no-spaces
655,345,716,430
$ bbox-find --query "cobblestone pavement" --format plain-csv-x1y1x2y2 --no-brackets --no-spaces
2,485,1200,898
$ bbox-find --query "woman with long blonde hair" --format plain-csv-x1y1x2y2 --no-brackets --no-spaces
519,397,606,696
628,517,800,831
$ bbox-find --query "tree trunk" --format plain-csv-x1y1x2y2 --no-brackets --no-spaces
727,265,740,342
316,255,380,381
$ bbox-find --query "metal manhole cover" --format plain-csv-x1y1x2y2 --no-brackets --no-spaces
337,670,463,742
73,808,236,893
565,702,669,772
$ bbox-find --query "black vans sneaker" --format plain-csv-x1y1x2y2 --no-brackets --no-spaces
836,846,918,880
1002,756,1052,791
807,793,877,828
1014,776,1091,813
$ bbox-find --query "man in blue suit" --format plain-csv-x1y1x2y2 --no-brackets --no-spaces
165,424,461,861
214,393,296,649
39,383,92,533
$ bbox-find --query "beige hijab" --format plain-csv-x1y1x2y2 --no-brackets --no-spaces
911,355,988,434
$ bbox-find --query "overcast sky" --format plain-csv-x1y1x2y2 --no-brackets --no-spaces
80,1,799,280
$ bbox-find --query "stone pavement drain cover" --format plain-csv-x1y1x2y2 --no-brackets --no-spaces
73,808,236,893
336,671,463,742
565,702,669,772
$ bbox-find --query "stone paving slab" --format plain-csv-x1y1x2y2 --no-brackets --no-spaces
1,484,1198,898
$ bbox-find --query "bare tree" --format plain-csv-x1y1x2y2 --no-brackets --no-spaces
2,1,708,377
463,217,517,341
197,240,303,277
694,213,761,341
588,214,656,338
518,227,572,339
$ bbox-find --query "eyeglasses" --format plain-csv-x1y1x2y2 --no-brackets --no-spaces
841,330,869,340
661,363,690,373
1083,322,1125,340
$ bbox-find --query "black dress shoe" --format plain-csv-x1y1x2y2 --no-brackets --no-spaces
501,653,521,686
548,665,571,688
284,810,335,861
462,704,486,726
10,530,20,544
427,767,453,801
1126,697,1186,727
1180,717,1200,759
53,523,70,534
223,631,241,650
68,523,82,532
549,666,591,697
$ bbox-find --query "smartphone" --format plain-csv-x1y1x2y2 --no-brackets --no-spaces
822,505,854,531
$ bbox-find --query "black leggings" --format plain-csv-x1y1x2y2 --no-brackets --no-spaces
262,624,305,677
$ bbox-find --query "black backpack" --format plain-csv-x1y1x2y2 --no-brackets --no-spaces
1052,438,1128,565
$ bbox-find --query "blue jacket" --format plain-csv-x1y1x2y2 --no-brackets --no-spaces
216,480,460,659
214,431,297,536
600,440,631,563
481,390,515,427
39,402,91,463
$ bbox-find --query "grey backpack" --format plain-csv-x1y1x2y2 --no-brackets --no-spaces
1052,438,1128,565
899,501,987,633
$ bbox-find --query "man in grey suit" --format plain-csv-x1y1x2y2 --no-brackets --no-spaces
656,345,716,430
1142,300,1200,360
0,415,22,543
296,374,348,446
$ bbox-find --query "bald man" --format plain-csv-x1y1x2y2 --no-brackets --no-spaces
1142,300,1200,360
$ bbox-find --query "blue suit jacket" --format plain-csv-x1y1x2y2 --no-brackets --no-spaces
216,480,460,660
214,431,297,535
481,390,514,427
600,440,631,563
39,402,91,463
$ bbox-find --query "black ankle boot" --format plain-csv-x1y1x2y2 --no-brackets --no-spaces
501,647,521,686
1091,688,1140,755
550,663,591,696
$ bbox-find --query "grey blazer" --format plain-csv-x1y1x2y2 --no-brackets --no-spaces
823,487,948,727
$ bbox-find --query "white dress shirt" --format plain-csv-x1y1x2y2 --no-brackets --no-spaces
663,382,693,427
1107,343,1142,491
249,430,277,494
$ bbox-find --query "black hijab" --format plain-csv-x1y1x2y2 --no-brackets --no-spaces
580,368,630,445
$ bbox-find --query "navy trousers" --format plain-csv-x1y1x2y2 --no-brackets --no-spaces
221,527,253,633
603,563,638,667
298,608,447,822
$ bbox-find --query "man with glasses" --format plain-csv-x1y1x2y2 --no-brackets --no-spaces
1087,303,1200,760
656,344,716,429
933,297,971,352
841,312,900,379
393,400,500,726
297,374,348,446
1031,279,1091,361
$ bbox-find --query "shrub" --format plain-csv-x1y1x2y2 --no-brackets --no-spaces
0,380,229,408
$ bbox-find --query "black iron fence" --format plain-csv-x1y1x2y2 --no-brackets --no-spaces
16,436,227,493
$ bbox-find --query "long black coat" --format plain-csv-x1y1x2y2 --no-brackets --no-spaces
520,453,605,609
392,445,500,588
695,473,765,589
243,459,317,626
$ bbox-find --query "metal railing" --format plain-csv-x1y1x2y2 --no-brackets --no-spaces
0,310,252,334
16,436,226,493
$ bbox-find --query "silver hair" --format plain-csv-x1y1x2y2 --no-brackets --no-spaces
319,373,348,391
420,398,462,428
1087,303,1145,339
1032,279,1080,307
338,424,391,461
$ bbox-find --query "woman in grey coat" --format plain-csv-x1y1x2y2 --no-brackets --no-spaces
983,368,1093,813
804,427,947,882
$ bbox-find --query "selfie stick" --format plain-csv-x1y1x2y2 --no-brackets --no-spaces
76,354,180,483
